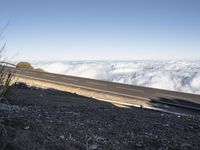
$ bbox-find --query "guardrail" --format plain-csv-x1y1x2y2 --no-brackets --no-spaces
0,61,16,67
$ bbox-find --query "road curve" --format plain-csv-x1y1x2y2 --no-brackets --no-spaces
3,66,200,111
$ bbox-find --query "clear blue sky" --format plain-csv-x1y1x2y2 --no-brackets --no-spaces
1,0,200,61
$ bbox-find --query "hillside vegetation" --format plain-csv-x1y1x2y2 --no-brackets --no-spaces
0,33,14,103
16,61,44,72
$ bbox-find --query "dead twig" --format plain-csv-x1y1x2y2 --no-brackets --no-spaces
85,135,92,150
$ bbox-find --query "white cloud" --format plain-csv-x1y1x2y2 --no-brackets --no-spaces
33,60,200,94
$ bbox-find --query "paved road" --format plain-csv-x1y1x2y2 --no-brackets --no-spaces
3,66,200,111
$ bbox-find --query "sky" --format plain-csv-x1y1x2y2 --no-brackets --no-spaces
0,0,200,61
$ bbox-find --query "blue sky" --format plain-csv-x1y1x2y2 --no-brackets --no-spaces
1,0,200,61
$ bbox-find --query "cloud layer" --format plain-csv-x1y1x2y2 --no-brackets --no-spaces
33,61,200,94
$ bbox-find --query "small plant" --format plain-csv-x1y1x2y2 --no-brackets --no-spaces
0,65,13,98
0,28,14,102
0,25,14,150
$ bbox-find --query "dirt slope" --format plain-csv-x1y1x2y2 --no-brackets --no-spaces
0,83,200,150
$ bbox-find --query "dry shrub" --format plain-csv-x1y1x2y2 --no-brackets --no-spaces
0,65,13,98
0,27,14,101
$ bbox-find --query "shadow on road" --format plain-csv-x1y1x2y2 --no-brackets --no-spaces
149,97,200,115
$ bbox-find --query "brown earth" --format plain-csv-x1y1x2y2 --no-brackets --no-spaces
0,83,200,150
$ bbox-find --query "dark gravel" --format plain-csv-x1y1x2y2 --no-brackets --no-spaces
0,83,200,150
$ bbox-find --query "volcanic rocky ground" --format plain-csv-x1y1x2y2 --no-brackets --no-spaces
0,83,200,150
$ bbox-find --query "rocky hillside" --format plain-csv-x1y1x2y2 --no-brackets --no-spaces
0,83,200,150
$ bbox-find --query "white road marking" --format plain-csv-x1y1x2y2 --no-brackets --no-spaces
62,77,79,82
94,97,142,107
156,93,191,100
14,74,150,101
92,97,187,116
41,74,56,78
85,81,107,86
116,86,144,92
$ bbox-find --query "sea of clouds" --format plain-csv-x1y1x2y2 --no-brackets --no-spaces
33,60,200,94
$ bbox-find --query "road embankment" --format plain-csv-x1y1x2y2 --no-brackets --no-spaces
0,82,199,149
14,75,152,108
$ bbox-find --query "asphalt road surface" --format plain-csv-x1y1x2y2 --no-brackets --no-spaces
3,66,200,111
